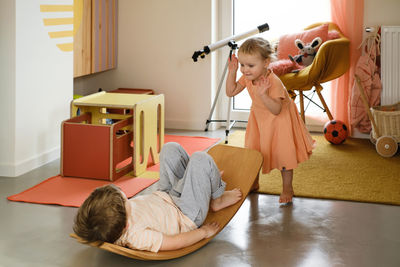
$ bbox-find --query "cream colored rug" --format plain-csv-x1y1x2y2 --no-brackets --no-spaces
227,130,400,205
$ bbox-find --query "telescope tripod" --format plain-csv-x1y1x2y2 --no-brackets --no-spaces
204,41,247,144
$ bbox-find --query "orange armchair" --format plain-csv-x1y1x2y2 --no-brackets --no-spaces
279,22,350,122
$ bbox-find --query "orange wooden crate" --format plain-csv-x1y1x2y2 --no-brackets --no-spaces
61,113,133,181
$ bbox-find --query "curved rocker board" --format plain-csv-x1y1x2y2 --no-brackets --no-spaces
70,144,263,260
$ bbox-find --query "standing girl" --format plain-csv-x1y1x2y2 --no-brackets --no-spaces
226,37,315,203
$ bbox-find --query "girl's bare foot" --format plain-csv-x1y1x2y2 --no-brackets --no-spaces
279,189,294,203
280,169,294,203
211,188,242,212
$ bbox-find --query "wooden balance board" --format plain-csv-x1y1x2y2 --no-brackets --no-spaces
70,144,263,260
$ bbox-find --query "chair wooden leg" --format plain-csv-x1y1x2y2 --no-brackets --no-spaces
299,91,305,122
315,84,333,120
288,90,297,100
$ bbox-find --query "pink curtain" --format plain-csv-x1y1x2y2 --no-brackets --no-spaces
330,0,364,134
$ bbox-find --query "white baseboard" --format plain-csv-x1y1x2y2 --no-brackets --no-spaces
307,124,324,133
166,118,328,134
0,163,16,177
165,119,210,131
351,128,370,139
0,146,60,177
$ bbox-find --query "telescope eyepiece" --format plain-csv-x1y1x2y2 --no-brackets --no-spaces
257,23,269,33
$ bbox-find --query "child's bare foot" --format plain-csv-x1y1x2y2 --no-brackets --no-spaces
280,169,294,203
211,188,242,212
279,189,294,203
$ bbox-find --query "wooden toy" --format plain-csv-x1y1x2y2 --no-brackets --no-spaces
70,144,263,260
65,91,164,178
355,76,399,157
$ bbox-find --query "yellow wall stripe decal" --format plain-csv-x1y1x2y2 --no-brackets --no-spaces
43,18,73,26
56,43,73,52
48,30,73,38
40,5,73,12
40,2,75,53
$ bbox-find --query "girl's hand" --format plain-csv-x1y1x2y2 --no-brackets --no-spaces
228,54,238,72
254,75,271,97
200,222,220,238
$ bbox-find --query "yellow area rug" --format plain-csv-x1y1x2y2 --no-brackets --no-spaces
227,130,400,205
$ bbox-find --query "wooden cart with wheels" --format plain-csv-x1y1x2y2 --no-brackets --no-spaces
355,75,400,157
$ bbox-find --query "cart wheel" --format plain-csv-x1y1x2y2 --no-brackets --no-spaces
369,131,376,144
375,136,398,157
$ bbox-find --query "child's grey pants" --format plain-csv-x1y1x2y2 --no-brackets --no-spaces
158,142,226,227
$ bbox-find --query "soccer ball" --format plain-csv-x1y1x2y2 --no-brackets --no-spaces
323,120,348,145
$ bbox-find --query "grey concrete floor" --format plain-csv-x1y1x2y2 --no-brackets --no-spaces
1,128,400,267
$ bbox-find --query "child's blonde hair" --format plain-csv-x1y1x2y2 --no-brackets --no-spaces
239,37,276,61
73,184,127,244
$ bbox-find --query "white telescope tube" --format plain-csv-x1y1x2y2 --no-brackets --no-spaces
192,22,269,61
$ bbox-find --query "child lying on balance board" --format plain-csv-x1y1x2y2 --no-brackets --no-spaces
73,142,242,252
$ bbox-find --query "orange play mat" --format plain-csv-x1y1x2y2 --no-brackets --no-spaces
7,135,220,207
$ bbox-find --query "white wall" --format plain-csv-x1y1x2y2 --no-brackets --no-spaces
0,0,16,173
0,0,72,177
74,0,216,130
364,0,400,27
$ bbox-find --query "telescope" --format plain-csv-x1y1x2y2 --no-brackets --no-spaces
193,22,270,143
192,22,269,62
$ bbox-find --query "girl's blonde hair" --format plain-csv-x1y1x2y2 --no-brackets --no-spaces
238,37,276,61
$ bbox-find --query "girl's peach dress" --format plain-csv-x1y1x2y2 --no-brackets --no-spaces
238,70,315,174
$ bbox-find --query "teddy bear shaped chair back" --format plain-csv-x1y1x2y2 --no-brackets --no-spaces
277,22,350,122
